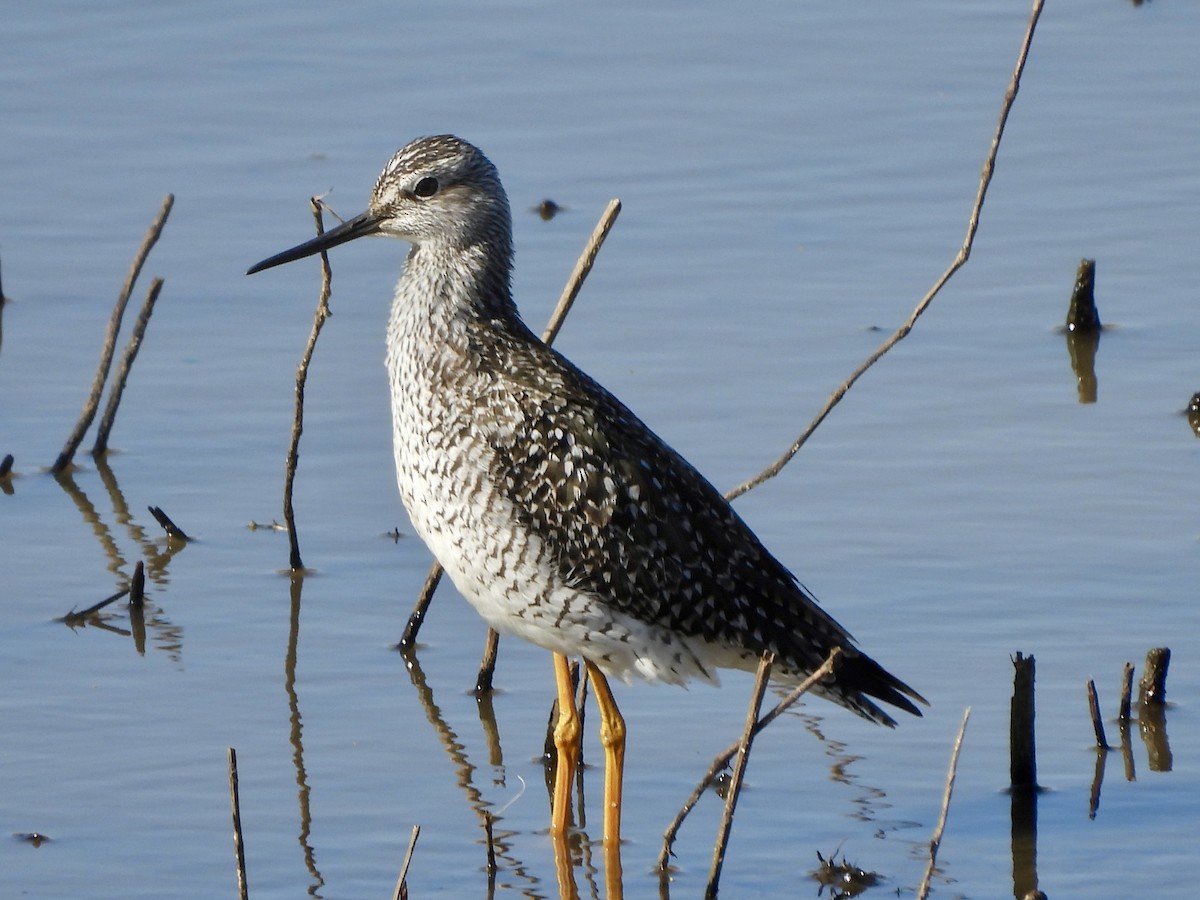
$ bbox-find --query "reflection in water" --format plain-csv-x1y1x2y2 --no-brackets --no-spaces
401,647,546,899
285,572,325,897
1064,328,1101,404
1090,701,1174,819
53,462,185,660
1010,787,1040,900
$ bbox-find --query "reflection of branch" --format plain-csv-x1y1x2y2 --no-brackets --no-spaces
727,0,1046,500
285,573,324,893
659,649,840,869
400,649,542,897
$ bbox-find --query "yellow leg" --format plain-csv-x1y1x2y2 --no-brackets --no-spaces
550,653,581,837
584,661,626,848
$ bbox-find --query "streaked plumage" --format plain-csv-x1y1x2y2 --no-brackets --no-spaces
248,135,923,840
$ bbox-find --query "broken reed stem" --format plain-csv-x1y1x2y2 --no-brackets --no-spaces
658,648,841,869
706,651,774,899
148,504,190,541
1139,647,1170,706
63,587,129,623
475,628,502,695
393,824,421,900
52,194,174,474
1010,652,1037,791
399,200,623,656
129,560,146,609
1087,679,1109,750
1118,661,1134,722
726,0,1045,500
283,198,334,572
92,277,165,457
916,708,971,900
484,812,498,877
227,747,249,900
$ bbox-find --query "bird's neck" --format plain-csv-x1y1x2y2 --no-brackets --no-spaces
386,237,525,389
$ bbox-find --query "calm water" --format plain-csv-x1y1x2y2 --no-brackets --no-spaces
3,1,1199,897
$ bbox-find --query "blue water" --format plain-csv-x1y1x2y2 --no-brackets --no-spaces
4,1,1200,897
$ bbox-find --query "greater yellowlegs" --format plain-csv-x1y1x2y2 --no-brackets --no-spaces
248,134,924,844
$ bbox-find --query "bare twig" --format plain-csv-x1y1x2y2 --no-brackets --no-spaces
706,651,774,899
727,0,1046,500
92,276,165,457
1118,661,1134,722
283,198,335,572
52,194,174,474
393,824,421,900
658,648,841,868
398,200,623,662
128,560,146,609
916,708,971,900
148,505,190,541
60,588,130,625
228,747,249,900
1087,679,1108,750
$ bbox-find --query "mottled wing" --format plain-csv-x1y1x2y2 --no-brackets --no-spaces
486,329,924,723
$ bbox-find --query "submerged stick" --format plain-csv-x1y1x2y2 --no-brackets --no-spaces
148,505,190,541
1087,679,1108,750
128,560,146,609
916,708,971,900
92,277,165,457
706,651,774,899
658,648,841,868
60,588,130,625
397,200,623,662
52,194,174,474
1065,258,1101,333
392,824,421,900
227,747,249,900
1118,661,1134,722
1010,652,1037,791
1139,647,1170,706
728,0,1046,499
283,198,335,572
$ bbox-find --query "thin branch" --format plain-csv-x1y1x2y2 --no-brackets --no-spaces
1087,679,1108,750
228,747,249,900
283,198,335,572
727,0,1046,500
393,824,421,900
916,708,971,900
706,651,774,899
52,194,174,473
659,648,841,869
92,276,165,457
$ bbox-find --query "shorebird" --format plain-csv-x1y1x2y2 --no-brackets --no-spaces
248,135,924,846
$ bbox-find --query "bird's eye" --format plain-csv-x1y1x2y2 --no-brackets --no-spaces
413,176,439,199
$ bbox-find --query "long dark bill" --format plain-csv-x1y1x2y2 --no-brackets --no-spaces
246,209,384,275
